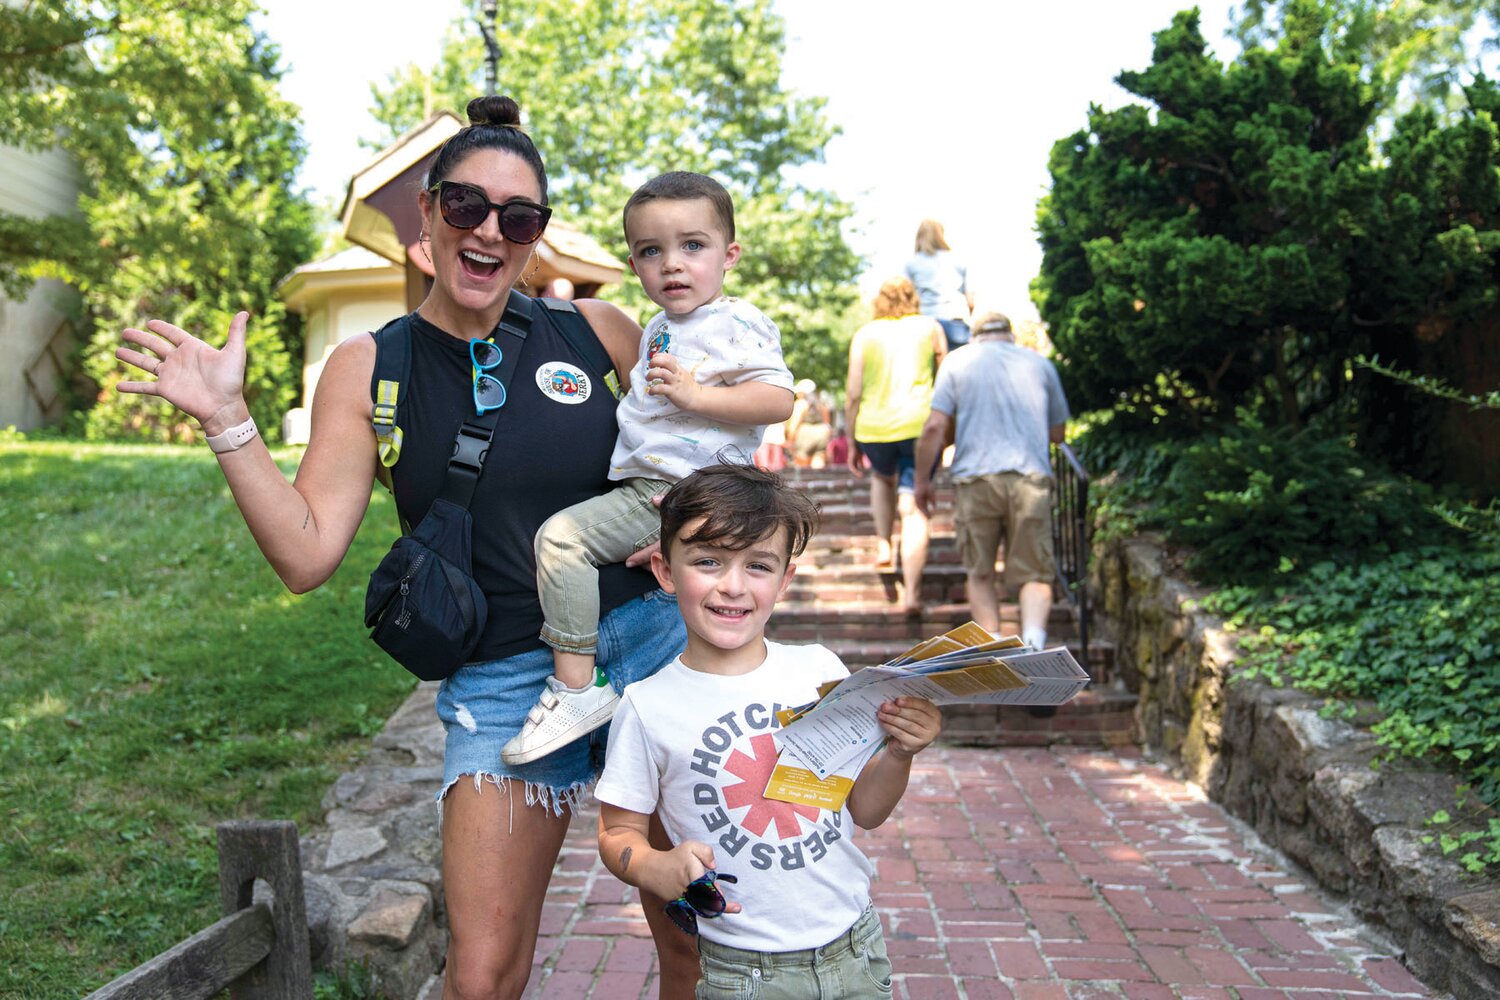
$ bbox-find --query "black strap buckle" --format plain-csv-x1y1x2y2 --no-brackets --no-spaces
450,420,491,473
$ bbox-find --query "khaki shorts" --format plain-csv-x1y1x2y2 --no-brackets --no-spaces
954,472,1056,589
791,423,832,462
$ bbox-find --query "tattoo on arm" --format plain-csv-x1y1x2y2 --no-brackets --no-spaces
619,846,633,873
302,509,310,530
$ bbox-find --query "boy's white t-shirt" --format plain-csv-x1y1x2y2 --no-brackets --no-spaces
595,641,874,953
608,297,795,483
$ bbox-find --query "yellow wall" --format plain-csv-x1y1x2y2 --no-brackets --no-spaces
282,267,404,443
301,288,405,408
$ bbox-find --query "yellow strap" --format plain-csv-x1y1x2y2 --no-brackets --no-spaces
373,379,403,470
605,370,624,401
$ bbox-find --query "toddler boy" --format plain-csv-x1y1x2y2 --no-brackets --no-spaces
503,172,795,766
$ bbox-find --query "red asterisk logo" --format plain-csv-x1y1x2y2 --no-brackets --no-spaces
721,733,820,840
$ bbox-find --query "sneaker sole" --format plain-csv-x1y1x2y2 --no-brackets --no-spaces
500,702,618,766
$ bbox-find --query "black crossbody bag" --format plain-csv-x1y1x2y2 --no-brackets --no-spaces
362,294,530,681
362,292,621,681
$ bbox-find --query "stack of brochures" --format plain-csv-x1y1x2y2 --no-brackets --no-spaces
763,622,1091,810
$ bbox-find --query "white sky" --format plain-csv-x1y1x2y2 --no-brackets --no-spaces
254,1,1238,322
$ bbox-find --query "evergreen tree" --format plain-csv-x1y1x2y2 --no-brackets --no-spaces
1034,4,1499,479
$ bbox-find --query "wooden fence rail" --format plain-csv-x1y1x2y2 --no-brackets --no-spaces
85,820,313,1000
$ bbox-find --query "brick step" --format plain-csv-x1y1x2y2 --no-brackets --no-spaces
806,531,959,546
767,611,1115,686
811,516,959,536
783,567,970,605
808,496,956,510
806,498,956,514
817,635,1109,672
768,633,1060,663
789,560,968,581
765,601,1078,637
796,546,964,568
779,470,955,492
939,685,1137,748
808,489,958,505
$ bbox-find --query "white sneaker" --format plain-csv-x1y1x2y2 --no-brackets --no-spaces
501,677,620,765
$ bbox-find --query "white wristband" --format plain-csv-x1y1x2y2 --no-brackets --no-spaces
205,417,259,454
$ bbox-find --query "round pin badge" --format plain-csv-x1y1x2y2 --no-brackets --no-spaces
535,362,592,404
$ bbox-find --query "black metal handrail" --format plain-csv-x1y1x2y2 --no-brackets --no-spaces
1051,441,1091,674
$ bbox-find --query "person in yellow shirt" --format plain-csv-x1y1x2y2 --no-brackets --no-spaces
844,276,947,614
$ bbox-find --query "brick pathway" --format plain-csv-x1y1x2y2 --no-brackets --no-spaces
522,745,1433,1000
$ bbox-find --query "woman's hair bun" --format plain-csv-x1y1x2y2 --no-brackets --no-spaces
467,95,522,128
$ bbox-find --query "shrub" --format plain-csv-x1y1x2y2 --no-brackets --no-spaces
1149,418,1439,584
1206,545,1500,870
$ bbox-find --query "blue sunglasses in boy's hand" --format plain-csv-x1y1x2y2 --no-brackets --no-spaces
469,338,506,415
664,870,738,936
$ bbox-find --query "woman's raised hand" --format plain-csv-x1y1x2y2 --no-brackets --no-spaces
117,312,250,432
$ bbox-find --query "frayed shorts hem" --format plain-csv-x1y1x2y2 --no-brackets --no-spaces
436,770,594,818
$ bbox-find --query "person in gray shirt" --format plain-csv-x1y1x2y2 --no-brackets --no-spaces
913,311,1069,651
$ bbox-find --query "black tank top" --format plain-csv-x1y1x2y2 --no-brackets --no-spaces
384,308,655,661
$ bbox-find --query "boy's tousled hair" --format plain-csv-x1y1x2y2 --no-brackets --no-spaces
623,171,736,242
660,463,819,561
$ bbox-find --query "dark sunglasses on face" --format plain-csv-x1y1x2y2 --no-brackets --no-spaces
431,180,551,244
664,870,738,936
470,337,506,414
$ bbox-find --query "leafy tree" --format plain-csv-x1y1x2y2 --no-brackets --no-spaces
0,1,318,440
1233,0,1500,113
367,0,861,390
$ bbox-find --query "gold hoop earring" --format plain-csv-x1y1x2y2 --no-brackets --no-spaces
519,253,539,290
419,232,431,264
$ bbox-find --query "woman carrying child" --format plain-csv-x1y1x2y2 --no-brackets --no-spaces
116,96,700,999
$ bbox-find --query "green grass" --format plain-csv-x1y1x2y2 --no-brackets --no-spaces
0,441,416,998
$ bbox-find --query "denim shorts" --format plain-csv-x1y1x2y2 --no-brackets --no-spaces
937,317,970,351
695,906,892,999
856,438,940,496
435,588,685,814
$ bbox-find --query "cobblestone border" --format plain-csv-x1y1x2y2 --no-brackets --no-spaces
1094,533,1500,999
293,683,447,997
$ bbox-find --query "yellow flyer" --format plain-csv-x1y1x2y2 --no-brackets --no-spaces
763,760,860,811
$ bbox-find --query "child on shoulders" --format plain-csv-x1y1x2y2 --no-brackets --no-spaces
503,173,795,766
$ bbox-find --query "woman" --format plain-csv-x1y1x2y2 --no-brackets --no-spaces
116,96,697,1000
904,218,973,351
844,277,946,615
784,378,832,468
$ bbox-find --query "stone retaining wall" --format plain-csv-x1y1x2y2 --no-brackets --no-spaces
279,686,447,997
1094,533,1500,1000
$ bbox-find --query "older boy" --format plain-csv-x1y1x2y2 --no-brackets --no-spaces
596,464,942,998
504,173,795,766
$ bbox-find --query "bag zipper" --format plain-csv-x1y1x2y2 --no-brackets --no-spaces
394,549,426,631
